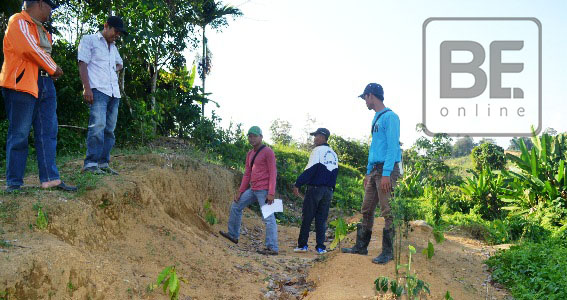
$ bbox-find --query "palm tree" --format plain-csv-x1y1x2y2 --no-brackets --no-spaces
193,0,241,115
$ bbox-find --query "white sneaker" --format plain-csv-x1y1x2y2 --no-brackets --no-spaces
293,246,308,253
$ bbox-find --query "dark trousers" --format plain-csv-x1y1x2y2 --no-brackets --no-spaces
297,186,333,250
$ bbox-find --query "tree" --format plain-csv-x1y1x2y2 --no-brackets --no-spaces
269,119,293,146
328,135,368,174
471,143,506,171
452,136,475,157
508,137,533,151
193,0,242,115
543,127,558,136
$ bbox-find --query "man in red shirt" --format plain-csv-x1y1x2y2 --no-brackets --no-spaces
220,126,279,255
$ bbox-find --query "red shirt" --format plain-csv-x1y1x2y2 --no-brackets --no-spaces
239,145,277,196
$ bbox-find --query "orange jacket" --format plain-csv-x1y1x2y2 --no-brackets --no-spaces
0,11,58,98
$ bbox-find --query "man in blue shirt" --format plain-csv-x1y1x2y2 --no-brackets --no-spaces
342,83,401,264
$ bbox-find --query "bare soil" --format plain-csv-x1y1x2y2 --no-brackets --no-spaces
0,153,510,299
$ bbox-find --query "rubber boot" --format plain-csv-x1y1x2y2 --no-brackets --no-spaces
372,227,394,264
341,224,372,255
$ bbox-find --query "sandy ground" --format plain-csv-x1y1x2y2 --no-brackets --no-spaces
0,153,510,299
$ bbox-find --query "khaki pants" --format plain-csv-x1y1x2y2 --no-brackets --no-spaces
361,163,400,230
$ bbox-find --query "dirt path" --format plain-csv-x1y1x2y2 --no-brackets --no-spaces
0,153,510,299
305,218,510,300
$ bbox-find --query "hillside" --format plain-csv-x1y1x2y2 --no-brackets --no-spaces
1,152,510,299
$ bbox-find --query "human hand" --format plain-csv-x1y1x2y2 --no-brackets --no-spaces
292,187,302,198
380,176,391,194
266,194,275,205
83,89,94,104
233,191,242,203
51,66,63,80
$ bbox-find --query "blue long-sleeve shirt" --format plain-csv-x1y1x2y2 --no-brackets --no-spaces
367,108,401,176
295,144,339,189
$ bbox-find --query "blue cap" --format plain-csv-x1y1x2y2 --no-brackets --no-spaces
359,83,384,101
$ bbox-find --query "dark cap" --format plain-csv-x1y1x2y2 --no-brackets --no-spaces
359,83,384,101
310,128,330,139
26,0,59,9
106,16,128,36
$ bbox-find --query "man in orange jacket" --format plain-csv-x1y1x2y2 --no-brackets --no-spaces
0,0,77,192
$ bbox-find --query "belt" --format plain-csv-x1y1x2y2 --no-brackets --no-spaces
372,162,400,170
39,69,49,77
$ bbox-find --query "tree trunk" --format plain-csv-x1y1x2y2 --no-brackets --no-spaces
201,26,206,116
150,57,158,133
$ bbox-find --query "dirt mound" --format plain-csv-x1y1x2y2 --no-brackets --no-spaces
1,153,511,299
0,154,319,299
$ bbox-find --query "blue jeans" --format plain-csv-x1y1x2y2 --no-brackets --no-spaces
84,89,119,168
298,186,333,250
227,189,279,251
3,77,60,186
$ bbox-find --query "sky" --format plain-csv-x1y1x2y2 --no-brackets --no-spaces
190,0,567,148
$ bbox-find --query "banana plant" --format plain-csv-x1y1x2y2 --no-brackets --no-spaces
506,130,567,210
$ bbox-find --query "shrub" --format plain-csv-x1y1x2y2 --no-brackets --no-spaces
486,239,567,299
471,142,506,171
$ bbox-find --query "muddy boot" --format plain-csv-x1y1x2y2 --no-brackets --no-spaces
372,227,394,264
341,224,372,255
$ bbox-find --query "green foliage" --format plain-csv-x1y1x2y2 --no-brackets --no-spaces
328,135,368,174
422,240,435,259
508,137,533,151
203,200,217,225
445,291,454,300
154,266,187,300
471,142,506,171
460,168,506,220
35,204,49,230
504,131,567,216
375,245,431,299
452,136,475,157
403,129,461,192
486,239,567,299
269,119,293,146
328,217,347,250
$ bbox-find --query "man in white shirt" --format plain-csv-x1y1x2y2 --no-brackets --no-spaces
77,16,127,175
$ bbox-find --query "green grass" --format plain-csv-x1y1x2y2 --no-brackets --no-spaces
486,239,567,299
0,199,21,224
445,156,474,179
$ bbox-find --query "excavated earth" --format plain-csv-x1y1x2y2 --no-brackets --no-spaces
0,152,511,299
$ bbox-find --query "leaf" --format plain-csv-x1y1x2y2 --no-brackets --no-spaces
156,266,172,285
445,291,454,300
422,241,434,259
162,277,170,294
433,229,445,244
390,280,403,297
168,271,179,295
36,207,48,230
374,277,389,293
408,245,416,254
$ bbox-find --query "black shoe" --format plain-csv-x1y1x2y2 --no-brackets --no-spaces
341,224,371,255
5,185,21,193
219,231,238,244
100,166,119,175
82,166,105,174
257,247,278,256
372,228,394,264
53,181,78,192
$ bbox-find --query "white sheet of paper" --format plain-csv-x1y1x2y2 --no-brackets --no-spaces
261,198,283,219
